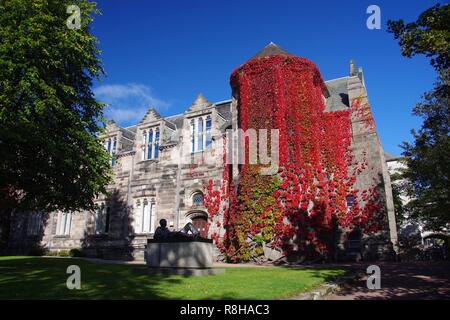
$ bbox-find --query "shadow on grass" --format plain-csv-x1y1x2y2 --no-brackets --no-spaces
0,257,180,299
0,257,349,300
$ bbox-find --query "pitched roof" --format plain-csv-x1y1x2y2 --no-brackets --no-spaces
324,77,350,112
384,151,401,161
252,42,293,59
187,93,212,112
140,107,162,124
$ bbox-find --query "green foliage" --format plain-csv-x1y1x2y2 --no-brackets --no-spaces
0,0,111,213
58,250,70,257
387,3,449,72
390,170,407,228
388,4,450,231
69,248,84,257
227,166,282,261
401,73,450,231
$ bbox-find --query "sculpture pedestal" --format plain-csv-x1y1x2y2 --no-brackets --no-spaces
145,239,224,276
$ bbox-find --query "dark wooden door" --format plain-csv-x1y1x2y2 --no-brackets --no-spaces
191,217,208,238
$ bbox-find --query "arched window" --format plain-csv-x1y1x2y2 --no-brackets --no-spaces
107,138,112,153
142,131,147,160
111,137,117,167
147,129,153,160
192,192,204,206
198,118,204,151
205,116,212,150
190,119,195,153
154,128,160,159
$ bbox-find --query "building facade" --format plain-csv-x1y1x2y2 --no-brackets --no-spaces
8,44,398,261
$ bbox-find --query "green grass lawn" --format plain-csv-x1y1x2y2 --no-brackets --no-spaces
0,256,346,299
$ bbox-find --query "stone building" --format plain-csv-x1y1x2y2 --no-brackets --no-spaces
8,44,397,260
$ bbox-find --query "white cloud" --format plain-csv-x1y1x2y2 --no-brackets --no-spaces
94,83,169,125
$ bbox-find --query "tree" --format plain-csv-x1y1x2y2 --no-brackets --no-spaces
387,3,450,231
0,0,111,222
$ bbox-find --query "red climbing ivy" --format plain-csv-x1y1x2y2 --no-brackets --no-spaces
203,54,384,262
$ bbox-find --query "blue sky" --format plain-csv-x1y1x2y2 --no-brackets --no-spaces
91,0,441,156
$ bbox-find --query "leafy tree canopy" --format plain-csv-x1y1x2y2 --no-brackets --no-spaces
0,0,111,213
388,3,450,231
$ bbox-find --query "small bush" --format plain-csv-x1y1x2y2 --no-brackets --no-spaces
58,250,70,257
69,248,84,257
46,251,58,256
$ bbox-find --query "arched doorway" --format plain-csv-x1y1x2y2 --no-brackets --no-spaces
186,211,209,238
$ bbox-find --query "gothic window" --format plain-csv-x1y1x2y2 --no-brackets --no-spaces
205,116,212,150
111,137,117,167
142,126,160,160
147,129,153,160
190,115,212,153
134,198,156,234
192,192,204,206
57,212,72,236
27,212,42,236
94,204,110,235
142,130,147,161
155,128,160,159
198,117,204,151
190,119,195,153
103,136,118,167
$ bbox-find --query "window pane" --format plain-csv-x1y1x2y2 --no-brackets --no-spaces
190,120,195,152
193,193,204,206
206,132,212,150
143,200,150,233
150,203,156,233
147,129,153,159
64,213,72,235
198,118,203,151
148,129,153,144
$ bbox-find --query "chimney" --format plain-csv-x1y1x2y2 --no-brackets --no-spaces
358,66,366,87
349,59,356,76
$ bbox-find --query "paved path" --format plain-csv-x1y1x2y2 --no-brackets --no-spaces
327,261,450,300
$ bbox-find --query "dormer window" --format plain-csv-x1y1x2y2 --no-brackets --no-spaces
103,136,117,167
190,115,212,153
206,116,212,149
198,117,204,151
142,127,160,160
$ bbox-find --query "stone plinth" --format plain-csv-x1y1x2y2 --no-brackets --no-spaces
145,239,214,268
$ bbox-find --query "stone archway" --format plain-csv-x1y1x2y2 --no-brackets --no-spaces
186,211,209,238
